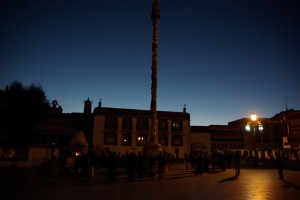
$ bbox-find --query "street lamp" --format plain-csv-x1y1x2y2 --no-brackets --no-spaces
245,114,263,167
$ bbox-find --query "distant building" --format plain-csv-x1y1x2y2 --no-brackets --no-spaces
0,99,92,167
228,118,280,153
1,96,300,167
190,110,300,161
92,103,191,158
33,100,89,147
190,126,211,152
210,125,245,152
190,125,244,153
271,109,300,159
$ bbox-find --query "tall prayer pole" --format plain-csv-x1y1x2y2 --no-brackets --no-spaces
150,0,160,144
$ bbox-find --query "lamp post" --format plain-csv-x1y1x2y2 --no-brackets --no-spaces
245,114,263,167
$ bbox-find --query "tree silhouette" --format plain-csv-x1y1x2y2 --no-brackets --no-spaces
0,81,50,144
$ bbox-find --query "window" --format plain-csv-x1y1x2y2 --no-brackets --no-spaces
159,119,168,131
122,117,132,129
122,134,132,146
104,116,118,129
171,120,182,131
158,134,168,146
172,135,183,146
104,133,117,145
136,118,149,130
136,134,148,146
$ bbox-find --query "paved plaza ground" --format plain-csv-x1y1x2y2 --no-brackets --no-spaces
1,164,300,200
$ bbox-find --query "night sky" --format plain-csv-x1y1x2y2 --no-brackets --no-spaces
1,0,299,125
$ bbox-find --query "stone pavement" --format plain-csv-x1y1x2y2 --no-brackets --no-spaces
1,164,300,200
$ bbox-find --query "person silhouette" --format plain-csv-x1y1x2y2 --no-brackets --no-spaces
157,151,165,179
233,151,241,177
275,151,284,179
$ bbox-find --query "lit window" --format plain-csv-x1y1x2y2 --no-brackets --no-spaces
172,120,182,131
122,134,131,146
136,135,147,146
245,124,251,132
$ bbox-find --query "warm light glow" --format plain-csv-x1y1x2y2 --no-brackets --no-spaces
259,123,264,132
246,113,264,132
245,124,251,132
251,114,257,121
243,174,273,200
75,152,80,156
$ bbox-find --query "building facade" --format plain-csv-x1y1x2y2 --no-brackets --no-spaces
1,96,300,167
190,125,245,153
190,126,211,152
270,109,300,159
92,104,191,158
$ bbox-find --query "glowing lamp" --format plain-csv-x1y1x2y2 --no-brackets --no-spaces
251,114,257,121
245,123,251,132
259,123,264,132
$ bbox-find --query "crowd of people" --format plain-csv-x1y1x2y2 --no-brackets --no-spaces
71,150,240,178
189,150,285,179
72,150,167,180
56,149,287,180
190,151,228,175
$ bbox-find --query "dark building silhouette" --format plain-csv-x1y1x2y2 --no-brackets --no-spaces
1,95,300,167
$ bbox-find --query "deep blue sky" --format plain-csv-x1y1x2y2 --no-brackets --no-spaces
1,0,299,125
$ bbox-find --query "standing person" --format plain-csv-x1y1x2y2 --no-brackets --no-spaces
203,152,209,173
107,151,118,181
275,151,284,179
233,151,241,177
157,151,165,179
148,155,155,177
88,151,96,178
137,152,146,178
195,152,203,175
190,152,196,170
127,152,137,181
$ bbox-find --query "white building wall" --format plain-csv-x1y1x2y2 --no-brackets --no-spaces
92,112,191,158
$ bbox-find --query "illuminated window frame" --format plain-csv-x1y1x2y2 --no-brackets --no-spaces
171,120,183,131
121,134,132,146
136,134,148,146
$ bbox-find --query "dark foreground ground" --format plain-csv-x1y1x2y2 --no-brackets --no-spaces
1,164,300,200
